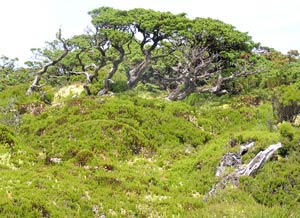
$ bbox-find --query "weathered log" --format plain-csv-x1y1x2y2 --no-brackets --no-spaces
215,152,242,177
237,142,282,176
207,142,282,199
215,141,255,177
239,141,255,156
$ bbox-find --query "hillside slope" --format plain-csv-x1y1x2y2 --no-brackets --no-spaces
0,84,299,217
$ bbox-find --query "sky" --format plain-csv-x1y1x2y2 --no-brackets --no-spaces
0,0,299,66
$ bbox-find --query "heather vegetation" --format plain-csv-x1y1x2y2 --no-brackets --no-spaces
0,7,300,218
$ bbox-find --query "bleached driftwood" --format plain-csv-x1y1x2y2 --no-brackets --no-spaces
215,141,255,177
239,141,255,156
207,142,282,198
237,142,282,176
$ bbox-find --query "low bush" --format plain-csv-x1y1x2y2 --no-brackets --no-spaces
272,83,300,122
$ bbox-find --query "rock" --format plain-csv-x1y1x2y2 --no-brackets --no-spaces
45,157,62,164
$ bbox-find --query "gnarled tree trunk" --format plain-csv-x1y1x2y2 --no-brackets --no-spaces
167,77,196,100
98,46,125,95
127,57,152,88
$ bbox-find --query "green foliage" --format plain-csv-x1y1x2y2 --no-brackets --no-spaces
279,122,294,140
0,67,32,92
89,7,132,27
2,5,300,218
109,80,129,93
272,83,300,122
0,81,299,217
192,17,253,63
277,121,300,157
240,156,300,210
0,125,17,149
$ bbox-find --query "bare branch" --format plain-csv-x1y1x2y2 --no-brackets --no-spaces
27,29,70,95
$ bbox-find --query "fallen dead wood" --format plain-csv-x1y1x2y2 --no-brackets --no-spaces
207,142,282,199
215,141,255,177
236,142,282,176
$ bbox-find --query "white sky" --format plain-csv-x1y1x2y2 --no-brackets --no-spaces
1,0,299,66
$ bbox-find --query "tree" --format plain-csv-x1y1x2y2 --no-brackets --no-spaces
0,56,30,91
272,83,300,122
26,29,70,95
26,7,261,101
27,8,134,97
89,7,134,95
128,9,189,88
89,7,190,89
287,49,299,62
0,55,18,77
151,17,257,100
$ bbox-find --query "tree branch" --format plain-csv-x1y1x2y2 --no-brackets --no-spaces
27,29,70,95
98,45,125,95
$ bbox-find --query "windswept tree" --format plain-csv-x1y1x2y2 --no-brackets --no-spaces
65,33,107,95
0,56,18,77
159,18,256,100
0,56,30,91
26,29,70,95
89,7,134,95
89,7,189,88
287,49,299,62
0,55,18,73
27,8,134,96
125,8,189,88
26,7,261,101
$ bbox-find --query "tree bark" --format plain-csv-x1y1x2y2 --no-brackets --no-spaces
167,78,196,101
98,46,125,95
167,87,195,101
127,56,152,89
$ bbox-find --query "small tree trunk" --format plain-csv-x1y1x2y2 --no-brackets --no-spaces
167,77,196,101
127,57,151,88
97,61,119,95
98,47,124,95
27,74,42,95
27,29,69,95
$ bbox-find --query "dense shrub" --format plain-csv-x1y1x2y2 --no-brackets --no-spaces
0,81,299,216
0,125,17,148
272,83,300,122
